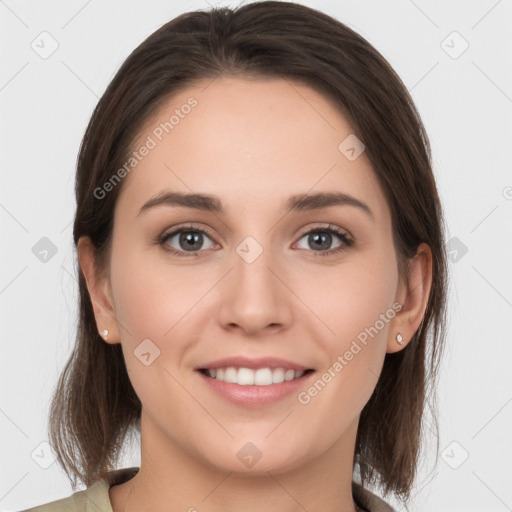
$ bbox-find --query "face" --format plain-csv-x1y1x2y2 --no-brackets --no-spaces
87,76,409,475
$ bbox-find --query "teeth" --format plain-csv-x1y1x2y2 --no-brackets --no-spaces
224,367,237,383
204,367,306,385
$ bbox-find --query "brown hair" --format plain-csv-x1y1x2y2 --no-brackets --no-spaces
49,1,448,507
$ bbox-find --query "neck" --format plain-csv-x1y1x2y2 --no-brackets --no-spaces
113,410,361,512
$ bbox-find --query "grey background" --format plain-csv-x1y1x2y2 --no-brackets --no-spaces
1,0,511,511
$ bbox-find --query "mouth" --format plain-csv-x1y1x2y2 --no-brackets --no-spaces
197,367,315,386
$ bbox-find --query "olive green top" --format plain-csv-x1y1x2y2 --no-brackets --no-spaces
22,467,395,512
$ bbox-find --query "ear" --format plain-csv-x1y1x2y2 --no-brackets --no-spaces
77,235,120,344
387,242,433,353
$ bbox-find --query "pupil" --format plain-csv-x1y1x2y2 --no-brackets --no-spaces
182,232,201,250
311,232,330,250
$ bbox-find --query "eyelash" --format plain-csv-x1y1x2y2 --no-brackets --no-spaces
157,223,353,258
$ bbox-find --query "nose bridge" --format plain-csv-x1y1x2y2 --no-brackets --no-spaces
217,232,292,333
233,234,280,300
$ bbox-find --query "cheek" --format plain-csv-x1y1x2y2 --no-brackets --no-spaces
306,250,398,359
108,249,201,409
292,256,398,429
109,242,203,338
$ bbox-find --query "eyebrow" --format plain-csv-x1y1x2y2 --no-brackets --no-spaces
137,190,374,220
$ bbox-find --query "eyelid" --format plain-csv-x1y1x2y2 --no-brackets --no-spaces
161,223,216,240
159,223,218,250
157,222,353,257
293,224,353,255
296,222,352,240
160,222,352,242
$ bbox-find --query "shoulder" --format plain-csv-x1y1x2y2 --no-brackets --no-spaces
21,467,139,512
21,480,109,512
352,481,396,512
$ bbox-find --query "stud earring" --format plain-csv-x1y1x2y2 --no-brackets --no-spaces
102,329,109,337
396,333,403,344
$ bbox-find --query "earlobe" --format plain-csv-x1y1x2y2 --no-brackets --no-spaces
77,236,120,344
387,243,433,353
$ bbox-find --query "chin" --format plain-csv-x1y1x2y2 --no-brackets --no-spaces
198,438,308,476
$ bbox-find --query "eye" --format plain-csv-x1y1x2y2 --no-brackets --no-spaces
158,224,217,257
294,224,353,256
157,223,353,258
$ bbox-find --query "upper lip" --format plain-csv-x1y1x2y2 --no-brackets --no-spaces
195,356,312,371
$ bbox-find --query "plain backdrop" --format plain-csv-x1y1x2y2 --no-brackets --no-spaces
1,1,511,511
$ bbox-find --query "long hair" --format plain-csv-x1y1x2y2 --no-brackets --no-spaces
48,2,448,507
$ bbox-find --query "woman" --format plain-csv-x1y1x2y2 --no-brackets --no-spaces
24,2,447,511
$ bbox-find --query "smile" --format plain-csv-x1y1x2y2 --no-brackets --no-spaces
199,367,313,386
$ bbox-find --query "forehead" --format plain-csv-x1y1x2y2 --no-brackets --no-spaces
115,76,389,224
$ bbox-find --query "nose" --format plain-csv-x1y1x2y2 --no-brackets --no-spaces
217,245,293,336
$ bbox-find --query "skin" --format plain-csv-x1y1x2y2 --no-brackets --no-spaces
78,76,432,512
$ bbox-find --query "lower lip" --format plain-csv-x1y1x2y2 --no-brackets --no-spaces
196,370,314,407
